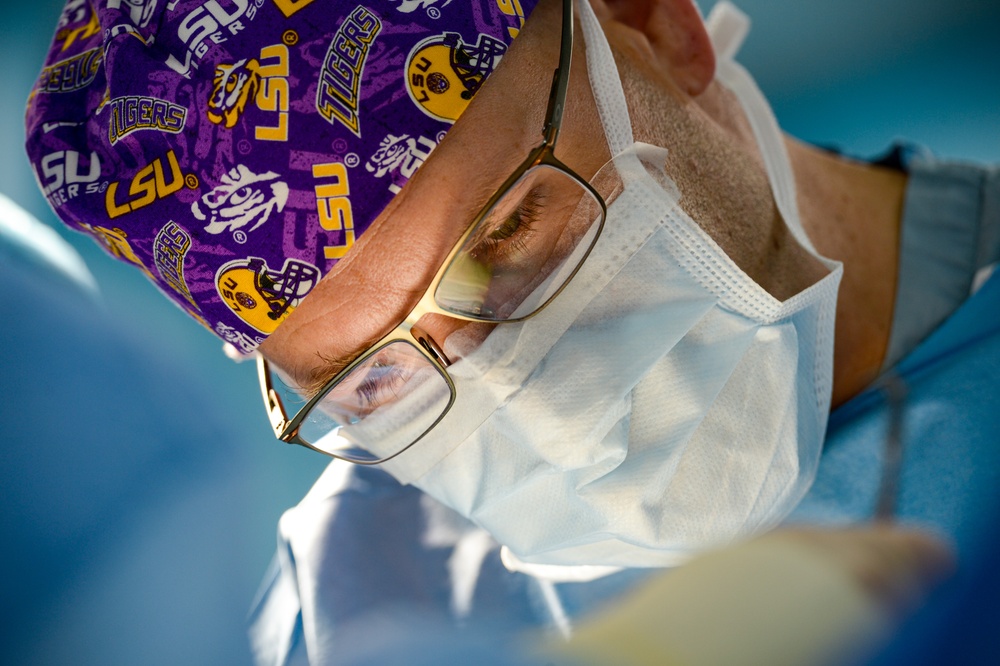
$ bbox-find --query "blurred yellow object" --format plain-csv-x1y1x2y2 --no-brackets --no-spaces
546,528,952,666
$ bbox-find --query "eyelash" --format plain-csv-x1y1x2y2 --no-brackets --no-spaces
473,188,544,263
356,361,405,409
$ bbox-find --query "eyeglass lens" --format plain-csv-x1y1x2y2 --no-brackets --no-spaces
272,340,453,462
435,165,604,321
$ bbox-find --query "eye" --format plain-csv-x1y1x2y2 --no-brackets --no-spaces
229,186,252,205
356,361,406,410
471,187,544,265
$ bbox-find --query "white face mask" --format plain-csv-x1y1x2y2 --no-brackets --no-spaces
380,0,843,580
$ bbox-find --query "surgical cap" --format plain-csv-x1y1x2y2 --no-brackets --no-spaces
25,0,538,352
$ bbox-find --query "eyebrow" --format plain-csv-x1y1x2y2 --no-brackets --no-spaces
302,333,384,399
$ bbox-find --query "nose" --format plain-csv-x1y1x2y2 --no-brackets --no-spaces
412,313,496,366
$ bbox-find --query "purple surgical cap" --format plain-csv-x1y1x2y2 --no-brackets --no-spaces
25,0,539,353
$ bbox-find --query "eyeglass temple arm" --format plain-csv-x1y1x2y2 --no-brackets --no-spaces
542,0,575,147
258,356,294,440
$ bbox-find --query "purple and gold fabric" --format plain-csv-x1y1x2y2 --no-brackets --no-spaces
26,0,538,352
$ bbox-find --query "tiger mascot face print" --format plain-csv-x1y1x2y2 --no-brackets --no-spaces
207,58,262,129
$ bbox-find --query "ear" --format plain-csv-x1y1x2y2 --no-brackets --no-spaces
597,0,716,97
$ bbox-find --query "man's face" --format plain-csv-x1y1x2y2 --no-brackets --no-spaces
259,0,609,392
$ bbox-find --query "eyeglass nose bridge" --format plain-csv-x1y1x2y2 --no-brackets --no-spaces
399,293,456,368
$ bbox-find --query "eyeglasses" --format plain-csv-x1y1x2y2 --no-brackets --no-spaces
258,0,607,463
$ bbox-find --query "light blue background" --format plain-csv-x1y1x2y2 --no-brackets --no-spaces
1,0,997,664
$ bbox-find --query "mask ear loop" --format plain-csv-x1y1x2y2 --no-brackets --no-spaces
707,2,823,260
706,0,750,64
577,0,634,158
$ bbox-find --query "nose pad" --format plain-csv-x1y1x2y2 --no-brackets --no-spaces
412,313,460,366
412,325,451,366
413,314,496,365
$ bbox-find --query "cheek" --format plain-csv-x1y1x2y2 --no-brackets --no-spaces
555,59,612,180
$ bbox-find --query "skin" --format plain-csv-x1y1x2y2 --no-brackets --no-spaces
260,0,907,409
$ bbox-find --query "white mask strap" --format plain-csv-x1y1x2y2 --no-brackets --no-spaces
706,0,749,63
577,0,634,157
707,2,819,257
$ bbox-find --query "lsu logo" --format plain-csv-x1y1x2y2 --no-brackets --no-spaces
35,150,108,207
313,162,356,259
216,256,320,333
208,44,289,140
153,221,198,309
405,32,506,123
38,47,102,94
81,224,155,280
192,164,289,236
109,96,187,145
105,150,185,219
316,6,381,137
165,0,266,76
365,133,437,194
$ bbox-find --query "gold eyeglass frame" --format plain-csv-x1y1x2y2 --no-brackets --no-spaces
258,0,607,463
